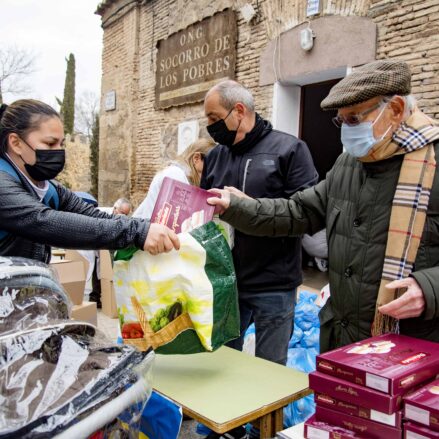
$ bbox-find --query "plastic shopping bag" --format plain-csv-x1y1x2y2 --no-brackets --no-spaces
114,222,240,354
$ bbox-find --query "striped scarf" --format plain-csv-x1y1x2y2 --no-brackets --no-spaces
365,111,439,336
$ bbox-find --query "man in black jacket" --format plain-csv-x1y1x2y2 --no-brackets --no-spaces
201,80,317,438
203,80,317,354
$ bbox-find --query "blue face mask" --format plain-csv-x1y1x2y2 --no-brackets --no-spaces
341,105,392,158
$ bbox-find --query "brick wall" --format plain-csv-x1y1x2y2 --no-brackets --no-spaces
98,0,439,206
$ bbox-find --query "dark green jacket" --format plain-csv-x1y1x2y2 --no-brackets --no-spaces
222,145,439,353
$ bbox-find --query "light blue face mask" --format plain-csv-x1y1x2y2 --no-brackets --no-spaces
341,105,392,158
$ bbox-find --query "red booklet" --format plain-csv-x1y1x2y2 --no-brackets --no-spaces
151,177,216,233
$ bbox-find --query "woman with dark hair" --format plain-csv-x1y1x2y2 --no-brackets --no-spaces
0,99,179,262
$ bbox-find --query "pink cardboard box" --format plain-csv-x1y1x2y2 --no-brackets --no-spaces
405,422,439,438
404,378,439,432
316,334,439,395
309,371,402,414
315,391,403,427
304,415,358,438
315,404,402,439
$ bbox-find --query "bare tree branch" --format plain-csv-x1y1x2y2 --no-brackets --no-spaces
0,45,37,102
75,90,99,137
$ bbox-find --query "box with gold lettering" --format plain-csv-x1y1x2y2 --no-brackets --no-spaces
314,392,403,427
316,334,439,395
404,422,439,438
309,371,402,414
304,415,358,438
404,378,439,432
315,405,402,439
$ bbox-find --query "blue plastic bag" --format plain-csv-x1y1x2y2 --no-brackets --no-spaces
120,391,182,439
286,347,317,374
284,290,320,428
300,327,320,350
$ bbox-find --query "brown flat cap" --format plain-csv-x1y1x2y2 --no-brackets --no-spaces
321,60,411,110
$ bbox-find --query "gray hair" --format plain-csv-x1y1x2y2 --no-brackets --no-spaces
114,198,132,210
208,80,255,112
383,94,417,118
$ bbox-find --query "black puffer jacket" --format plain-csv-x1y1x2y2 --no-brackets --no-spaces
201,118,318,292
0,162,149,263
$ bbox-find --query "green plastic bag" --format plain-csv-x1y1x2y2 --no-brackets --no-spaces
114,222,240,354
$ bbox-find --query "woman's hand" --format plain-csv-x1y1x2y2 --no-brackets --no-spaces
144,223,180,255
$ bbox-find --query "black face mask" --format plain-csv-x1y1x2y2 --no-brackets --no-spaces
20,139,65,181
207,108,241,147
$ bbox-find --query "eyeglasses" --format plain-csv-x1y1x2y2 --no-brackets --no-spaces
332,102,382,128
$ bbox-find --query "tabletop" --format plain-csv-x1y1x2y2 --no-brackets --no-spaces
153,346,310,433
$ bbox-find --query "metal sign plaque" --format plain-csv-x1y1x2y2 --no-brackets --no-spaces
155,9,237,109
105,90,116,111
306,0,321,16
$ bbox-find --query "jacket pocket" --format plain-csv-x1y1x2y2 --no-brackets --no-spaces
319,299,336,353
327,206,341,238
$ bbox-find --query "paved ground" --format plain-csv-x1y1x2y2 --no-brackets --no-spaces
179,420,204,438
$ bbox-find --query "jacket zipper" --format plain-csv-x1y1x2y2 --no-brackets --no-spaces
242,159,252,192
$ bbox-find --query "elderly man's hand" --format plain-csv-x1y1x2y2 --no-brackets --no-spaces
207,186,251,215
223,186,251,199
144,223,180,255
207,188,231,215
378,277,425,319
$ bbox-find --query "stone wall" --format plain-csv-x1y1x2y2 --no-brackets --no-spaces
97,0,439,206
57,133,91,192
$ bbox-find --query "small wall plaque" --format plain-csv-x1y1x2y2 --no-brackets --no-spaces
105,90,116,111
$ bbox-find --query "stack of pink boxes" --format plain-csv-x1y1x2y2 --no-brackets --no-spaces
304,334,439,439
404,378,439,438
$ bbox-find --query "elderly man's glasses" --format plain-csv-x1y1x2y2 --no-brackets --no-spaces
332,102,382,128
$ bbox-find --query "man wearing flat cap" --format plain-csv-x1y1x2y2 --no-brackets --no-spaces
208,59,439,352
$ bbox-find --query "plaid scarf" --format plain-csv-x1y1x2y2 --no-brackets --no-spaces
366,111,439,336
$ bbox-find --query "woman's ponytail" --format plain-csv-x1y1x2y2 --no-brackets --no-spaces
0,104,7,122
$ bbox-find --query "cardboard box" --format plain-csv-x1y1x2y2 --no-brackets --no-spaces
315,392,403,427
315,405,402,439
64,249,90,277
309,371,403,414
316,334,439,395
304,414,358,438
405,422,439,438
71,301,97,326
404,378,439,431
50,259,86,305
99,250,118,318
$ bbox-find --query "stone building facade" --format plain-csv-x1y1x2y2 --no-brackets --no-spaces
96,0,439,207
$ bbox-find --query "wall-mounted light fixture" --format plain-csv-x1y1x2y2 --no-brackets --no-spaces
300,22,316,51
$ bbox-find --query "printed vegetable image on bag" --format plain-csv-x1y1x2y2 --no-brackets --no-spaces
114,222,240,354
